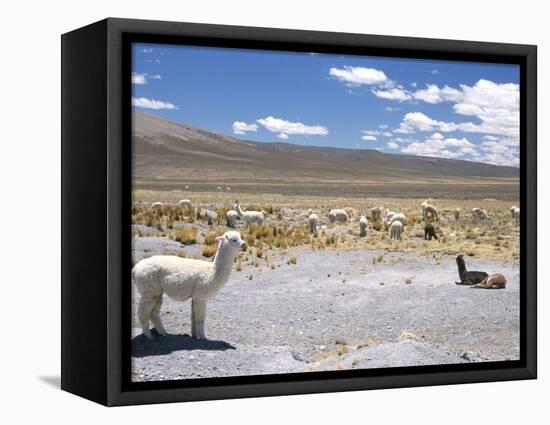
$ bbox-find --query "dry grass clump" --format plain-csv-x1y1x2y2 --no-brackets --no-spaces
171,227,198,245
202,245,217,258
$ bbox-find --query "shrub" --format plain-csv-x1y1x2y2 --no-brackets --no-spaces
202,245,217,258
171,227,198,245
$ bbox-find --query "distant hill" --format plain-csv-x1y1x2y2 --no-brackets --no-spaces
132,112,518,198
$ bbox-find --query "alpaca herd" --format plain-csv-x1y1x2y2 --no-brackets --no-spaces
150,198,520,241
134,197,517,340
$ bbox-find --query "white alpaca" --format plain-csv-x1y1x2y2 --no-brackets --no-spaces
389,220,403,240
472,208,490,220
512,207,520,224
308,212,319,233
151,202,163,209
133,231,246,340
454,208,461,221
510,206,518,218
359,214,369,237
177,199,191,208
328,209,350,223
234,200,265,227
390,212,407,226
385,210,397,223
225,209,239,227
422,202,439,220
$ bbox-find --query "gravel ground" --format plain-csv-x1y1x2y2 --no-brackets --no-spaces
131,241,519,382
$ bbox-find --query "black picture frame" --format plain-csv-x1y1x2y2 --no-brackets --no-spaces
61,17,537,406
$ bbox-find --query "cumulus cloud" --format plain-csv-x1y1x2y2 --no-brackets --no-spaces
373,88,411,101
278,133,289,139
401,133,475,159
361,135,377,141
387,142,399,149
232,121,258,135
256,116,329,138
132,97,177,110
329,66,389,86
132,72,147,85
412,84,462,103
395,112,458,133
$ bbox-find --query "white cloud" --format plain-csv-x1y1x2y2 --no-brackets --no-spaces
411,82,418,88
329,66,389,86
401,133,475,159
412,84,462,104
453,79,519,138
278,133,289,140
387,142,398,149
132,72,147,85
431,69,440,75
378,124,389,129
148,74,162,80
373,88,411,101
232,121,258,135
143,48,153,53
132,97,177,110
385,106,399,112
395,112,458,133
256,116,329,137
361,135,377,141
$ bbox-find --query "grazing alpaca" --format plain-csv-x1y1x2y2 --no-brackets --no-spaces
132,231,246,339
472,208,490,220
359,214,368,237
328,209,350,223
225,209,239,227
454,208,461,221
510,206,517,218
424,223,438,240
455,254,488,285
389,220,402,240
512,207,520,224
343,207,357,222
423,205,439,221
177,199,191,208
151,202,163,209
389,212,406,226
370,207,383,222
308,212,319,233
471,273,507,289
234,200,265,227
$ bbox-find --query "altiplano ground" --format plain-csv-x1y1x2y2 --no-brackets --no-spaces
131,189,520,381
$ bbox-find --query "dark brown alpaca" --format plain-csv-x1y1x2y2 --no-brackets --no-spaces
455,254,488,285
424,223,438,240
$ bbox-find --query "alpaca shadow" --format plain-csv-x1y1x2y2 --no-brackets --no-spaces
131,331,236,358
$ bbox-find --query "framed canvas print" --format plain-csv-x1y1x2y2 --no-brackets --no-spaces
61,18,537,406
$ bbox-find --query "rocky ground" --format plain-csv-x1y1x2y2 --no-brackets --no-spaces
131,244,519,382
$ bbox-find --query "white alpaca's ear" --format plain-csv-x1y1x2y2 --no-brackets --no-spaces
216,236,224,249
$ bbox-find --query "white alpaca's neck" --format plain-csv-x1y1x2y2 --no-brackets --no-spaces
211,245,237,290
235,204,244,217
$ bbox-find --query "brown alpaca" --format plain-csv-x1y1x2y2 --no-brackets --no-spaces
343,207,357,222
472,273,507,289
424,223,438,240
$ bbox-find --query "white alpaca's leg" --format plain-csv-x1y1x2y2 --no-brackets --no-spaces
191,299,207,340
150,294,167,336
137,294,155,339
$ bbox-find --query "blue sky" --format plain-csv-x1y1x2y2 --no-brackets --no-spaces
132,43,520,167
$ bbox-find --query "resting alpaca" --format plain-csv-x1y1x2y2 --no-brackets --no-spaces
471,273,507,289
424,223,438,240
132,231,246,340
455,254,488,285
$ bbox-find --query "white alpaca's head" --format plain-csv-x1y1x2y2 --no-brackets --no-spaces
216,231,246,251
